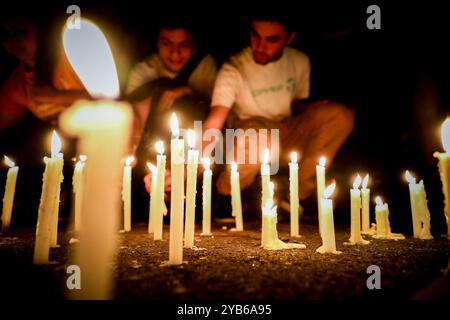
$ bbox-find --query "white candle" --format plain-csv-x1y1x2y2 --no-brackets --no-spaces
231,161,243,231
361,174,371,234
61,18,132,299
122,156,134,232
201,158,212,236
147,162,158,234
169,113,185,264
375,196,388,237
1,156,19,233
260,149,271,242
405,171,433,239
34,131,64,263
347,175,369,245
153,141,166,240
316,156,326,235
72,155,86,232
289,152,300,237
184,129,198,249
434,118,450,238
316,182,341,254
405,171,423,238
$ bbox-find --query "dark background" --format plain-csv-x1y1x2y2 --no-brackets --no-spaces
1,1,449,235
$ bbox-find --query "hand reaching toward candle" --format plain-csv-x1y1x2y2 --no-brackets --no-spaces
156,86,193,111
144,169,172,199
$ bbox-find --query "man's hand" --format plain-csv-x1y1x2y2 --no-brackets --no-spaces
157,86,193,111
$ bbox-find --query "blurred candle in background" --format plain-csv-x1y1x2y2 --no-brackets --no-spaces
1,156,19,233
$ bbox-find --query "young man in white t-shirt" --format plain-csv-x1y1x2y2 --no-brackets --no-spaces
126,18,217,194
203,14,354,204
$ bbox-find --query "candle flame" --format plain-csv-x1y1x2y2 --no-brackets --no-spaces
290,151,298,163
146,162,157,174
324,182,336,199
51,131,62,157
404,170,417,184
442,118,450,152
125,156,134,166
4,155,15,168
187,129,195,148
231,161,238,173
170,113,179,138
79,155,87,162
63,18,120,99
202,157,211,171
362,174,369,189
319,156,326,167
353,174,362,189
263,148,270,164
155,141,164,155
375,196,383,206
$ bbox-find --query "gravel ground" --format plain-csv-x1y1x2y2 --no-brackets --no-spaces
0,219,449,301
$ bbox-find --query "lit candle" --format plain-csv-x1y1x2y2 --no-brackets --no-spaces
231,161,243,231
373,196,405,240
153,141,166,240
147,162,157,234
316,156,326,235
262,182,305,250
60,19,133,299
347,174,369,245
184,129,199,248
361,174,371,234
168,113,185,264
34,131,64,263
72,155,86,232
316,182,341,254
261,149,271,240
122,156,134,232
289,152,300,237
405,171,433,239
1,156,19,233
433,118,450,238
200,157,212,236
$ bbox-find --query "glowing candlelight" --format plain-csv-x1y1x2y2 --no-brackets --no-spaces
316,182,341,254
201,158,213,236
1,156,19,233
72,155,86,232
122,156,134,232
316,156,327,235
231,161,243,231
60,18,132,299
168,113,185,264
153,141,166,240
147,162,158,234
289,152,300,237
347,174,369,245
433,118,450,238
361,174,371,234
184,129,199,249
34,131,64,263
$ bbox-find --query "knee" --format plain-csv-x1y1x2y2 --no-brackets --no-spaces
327,103,355,135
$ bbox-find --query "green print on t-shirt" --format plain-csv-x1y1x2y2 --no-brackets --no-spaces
251,77,295,97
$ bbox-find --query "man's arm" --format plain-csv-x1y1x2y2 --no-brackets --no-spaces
203,105,230,131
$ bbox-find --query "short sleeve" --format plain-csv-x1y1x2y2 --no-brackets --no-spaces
294,53,310,100
211,63,241,108
125,61,158,95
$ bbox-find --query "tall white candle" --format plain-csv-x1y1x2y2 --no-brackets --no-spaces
375,196,388,237
122,156,134,232
417,180,433,239
34,131,64,263
347,175,369,245
72,155,86,232
201,158,212,236
361,174,371,234
405,171,423,238
316,156,326,235
289,152,300,237
434,118,450,238
61,18,132,299
1,156,19,233
147,162,158,234
154,141,166,240
231,161,243,231
184,129,199,249
260,149,271,242
316,182,341,254
169,113,185,264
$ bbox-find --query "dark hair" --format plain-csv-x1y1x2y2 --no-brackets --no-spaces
157,15,197,41
250,11,295,34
